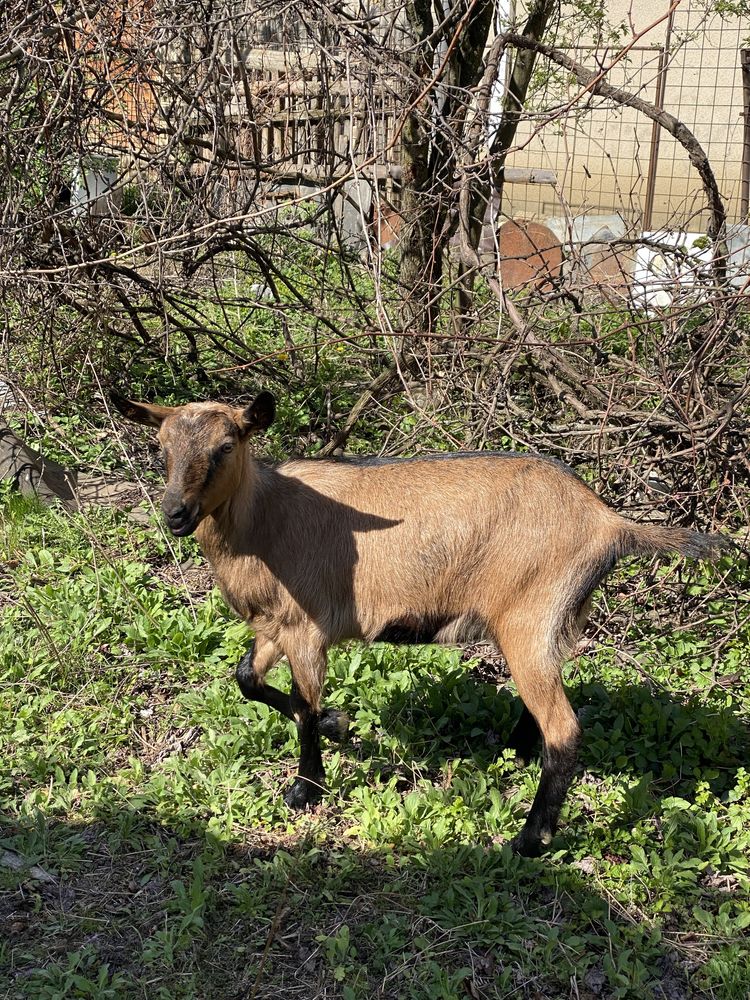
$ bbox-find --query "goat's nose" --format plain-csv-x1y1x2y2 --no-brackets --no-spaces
163,500,188,522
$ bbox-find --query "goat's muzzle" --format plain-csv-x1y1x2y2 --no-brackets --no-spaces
162,496,201,537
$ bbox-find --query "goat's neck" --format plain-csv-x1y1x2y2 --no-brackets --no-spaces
195,450,264,563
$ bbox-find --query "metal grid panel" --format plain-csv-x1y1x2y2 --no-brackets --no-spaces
654,4,746,229
505,45,663,229
504,3,747,231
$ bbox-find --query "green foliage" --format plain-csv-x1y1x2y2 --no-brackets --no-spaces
6,238,412,474
20,948,131,999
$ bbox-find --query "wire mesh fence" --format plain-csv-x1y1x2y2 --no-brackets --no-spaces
505,2,748,233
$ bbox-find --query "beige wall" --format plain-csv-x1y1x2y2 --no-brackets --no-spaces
506,1,747,231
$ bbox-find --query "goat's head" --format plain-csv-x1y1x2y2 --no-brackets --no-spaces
111,391,275,536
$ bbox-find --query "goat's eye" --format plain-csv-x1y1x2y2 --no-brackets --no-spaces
221,442,234,454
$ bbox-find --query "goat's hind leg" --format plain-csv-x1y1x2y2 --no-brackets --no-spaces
506,705,541,765
498,624,581,857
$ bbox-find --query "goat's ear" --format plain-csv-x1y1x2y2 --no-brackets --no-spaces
110,390,175,428
239,391,276,436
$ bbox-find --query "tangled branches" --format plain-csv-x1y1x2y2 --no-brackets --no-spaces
0,0,748,531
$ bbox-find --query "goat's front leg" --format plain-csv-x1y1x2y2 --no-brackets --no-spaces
284,681,325,808
235,637,349,743
235,636,293,718
283,644,331,809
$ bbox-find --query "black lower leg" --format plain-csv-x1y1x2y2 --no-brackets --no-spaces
511,735,580,857
284,686,326,809
236,644,349,741
507,705,541,764
235,642,293,719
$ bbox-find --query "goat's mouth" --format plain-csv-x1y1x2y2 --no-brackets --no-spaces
164,506,201,537
169,520,197,537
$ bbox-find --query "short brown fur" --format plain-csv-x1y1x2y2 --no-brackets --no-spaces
111,390,729,854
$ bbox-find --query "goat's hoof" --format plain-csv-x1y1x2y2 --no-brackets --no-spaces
319,709,350,743
509,748,534,768
505,737,540,767
284,777,324,810
509,829,546,858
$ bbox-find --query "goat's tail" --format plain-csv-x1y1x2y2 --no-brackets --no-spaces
618,521,732,562
554,520,732,663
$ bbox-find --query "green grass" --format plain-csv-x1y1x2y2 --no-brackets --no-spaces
1,493,749,999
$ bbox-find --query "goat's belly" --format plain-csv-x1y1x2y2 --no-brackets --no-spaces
370,611,489,646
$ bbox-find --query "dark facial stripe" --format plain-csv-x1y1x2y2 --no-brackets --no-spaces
202,451,222,492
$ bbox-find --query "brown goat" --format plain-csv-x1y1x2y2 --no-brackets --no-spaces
112,390,728,855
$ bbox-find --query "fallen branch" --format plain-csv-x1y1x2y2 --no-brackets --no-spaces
0,420,77,506
0,420,151,516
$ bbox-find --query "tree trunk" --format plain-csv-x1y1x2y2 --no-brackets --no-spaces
457,0,560,320
398,0,494,338
398,0,438,337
